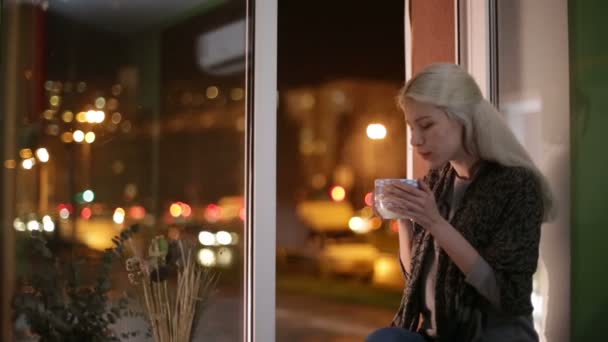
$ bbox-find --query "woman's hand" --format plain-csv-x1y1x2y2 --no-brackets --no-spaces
382,180,482,276
382,180,445,233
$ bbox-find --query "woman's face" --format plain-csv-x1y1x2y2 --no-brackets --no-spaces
403,98,464,168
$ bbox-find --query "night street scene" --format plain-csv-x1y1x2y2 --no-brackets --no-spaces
4,0,407,341
1,0,604,341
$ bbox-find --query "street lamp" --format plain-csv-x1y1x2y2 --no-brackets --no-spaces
85,109,105,124
73,130,85,143
16,147,52,213
84,132,96,144
330,185,346,202
21,158,35,170
366,123,387,140
365,123,387,207
35,148,50,213
35,148,50,163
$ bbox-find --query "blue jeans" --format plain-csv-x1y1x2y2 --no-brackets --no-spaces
366,327,427,342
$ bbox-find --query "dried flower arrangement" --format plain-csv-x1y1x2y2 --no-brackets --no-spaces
122,234,217,342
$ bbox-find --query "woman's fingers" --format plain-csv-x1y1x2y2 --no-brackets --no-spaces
383,187,425,207
386,182,426,198
384,198,424,215
384,201,407,213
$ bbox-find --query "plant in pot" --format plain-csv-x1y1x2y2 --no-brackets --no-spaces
12,224,141,341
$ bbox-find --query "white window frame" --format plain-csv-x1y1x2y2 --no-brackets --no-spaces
244,0,277,341
457,0,498,104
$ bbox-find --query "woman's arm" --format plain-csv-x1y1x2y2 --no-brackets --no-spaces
385,180,480,275
394,191,501,306
396,215,481,279
397,219,415,276
426,219,479,276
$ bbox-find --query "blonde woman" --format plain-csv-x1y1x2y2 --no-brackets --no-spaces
367,63,553,342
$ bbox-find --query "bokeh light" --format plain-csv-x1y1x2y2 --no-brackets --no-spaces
81,207,92,220
198,231,216,246
113,208,126,224
365,192,374,207
36,148,50,163
206,86,219,99
198,248,216,266
366,123,387,140
85,132,96,143
73,130,85,142
216,231,232,245
330,186,346,202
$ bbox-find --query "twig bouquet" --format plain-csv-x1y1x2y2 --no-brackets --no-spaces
123,234,217,342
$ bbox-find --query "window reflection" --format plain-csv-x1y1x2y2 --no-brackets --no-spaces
497,1,571,341
276,1,406,340
4,0,247,340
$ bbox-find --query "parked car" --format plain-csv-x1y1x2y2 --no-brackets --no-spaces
169,220,242,270
314,230,380,282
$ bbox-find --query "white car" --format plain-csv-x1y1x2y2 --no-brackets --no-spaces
317,235,380,282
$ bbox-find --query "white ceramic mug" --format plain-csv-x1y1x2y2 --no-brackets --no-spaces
374,178,419,219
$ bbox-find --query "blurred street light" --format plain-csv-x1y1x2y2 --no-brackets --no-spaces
169,202,183,218
27,220,40,231
230,88,244,101
81,207,92,220
85,110,96,123
198,248,216,266
86,109,105,123
206,86,219,99
111,112,122,124
42,215,55,232
217,247,233,267
37,149,51,213
19,148,33,159
4,160,16,169
22,158,35,170
199,231,216,246
35,148,50,163
76,111,87,123
366,123,387,140
94,97,106,109
216,231,232,245
59,208,70,219
73,130,85,143
349,216,372,234
84,132,96,144
82,189,95,203
13,218,26,231
365,192,374,207
62,111,74,122
330,185,346,202
113,207,126,224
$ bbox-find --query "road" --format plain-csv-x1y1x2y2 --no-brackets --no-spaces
110,291,396,341
57,218,401,340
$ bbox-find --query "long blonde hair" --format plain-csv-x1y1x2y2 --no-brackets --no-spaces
397,63,555,221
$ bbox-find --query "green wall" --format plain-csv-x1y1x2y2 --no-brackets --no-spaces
570,0,608,340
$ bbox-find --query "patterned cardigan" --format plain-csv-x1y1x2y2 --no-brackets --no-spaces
391,161,543,341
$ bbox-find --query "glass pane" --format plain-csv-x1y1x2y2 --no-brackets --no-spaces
276,1,405,340
496,1,570,341
2,0,247,340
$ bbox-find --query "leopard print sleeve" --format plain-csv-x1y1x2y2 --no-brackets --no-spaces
482,167,543,315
